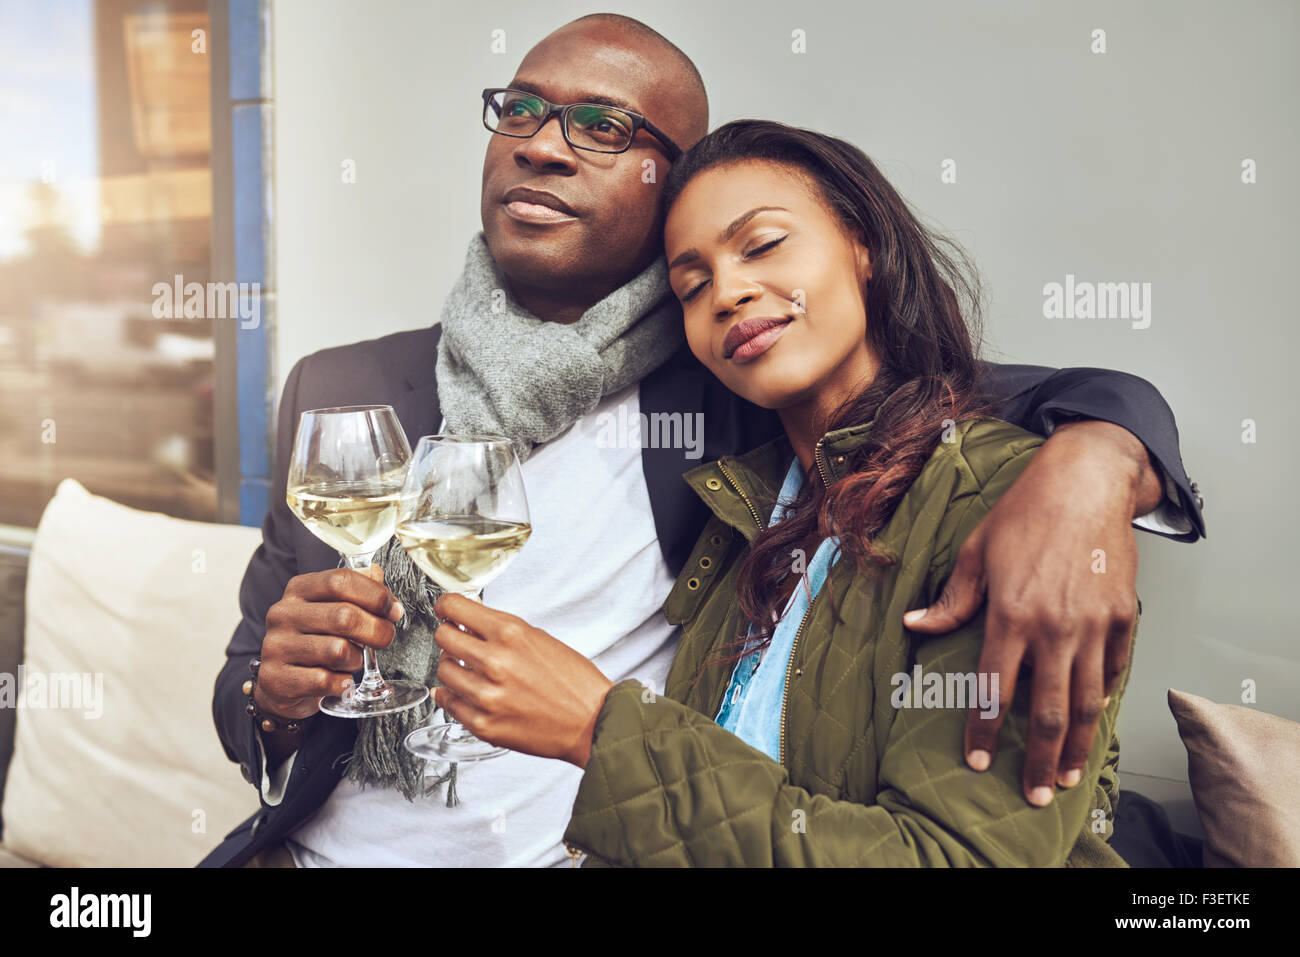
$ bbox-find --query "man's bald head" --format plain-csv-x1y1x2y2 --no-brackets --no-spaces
560,13,709,146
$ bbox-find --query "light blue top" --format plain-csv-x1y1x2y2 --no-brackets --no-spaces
714,456,841,763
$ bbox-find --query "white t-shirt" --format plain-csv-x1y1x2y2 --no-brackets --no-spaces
278,382,679,867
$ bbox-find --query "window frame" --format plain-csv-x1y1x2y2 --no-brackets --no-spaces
210,0,276,527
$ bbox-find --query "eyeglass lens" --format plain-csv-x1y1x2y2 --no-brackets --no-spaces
485,90,635,153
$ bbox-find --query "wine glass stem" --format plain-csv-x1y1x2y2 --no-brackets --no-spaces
452,590,483,631
342,550,377,571
342,550,387,694
442,590,483,739
358,647,386,695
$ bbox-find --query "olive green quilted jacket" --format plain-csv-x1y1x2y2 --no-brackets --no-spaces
562,416,1135,866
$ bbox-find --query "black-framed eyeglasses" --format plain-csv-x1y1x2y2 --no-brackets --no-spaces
481,87,683,161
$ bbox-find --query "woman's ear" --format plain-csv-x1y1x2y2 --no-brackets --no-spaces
855,231,873,284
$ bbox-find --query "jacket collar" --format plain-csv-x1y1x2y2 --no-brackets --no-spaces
682,414,880,541
404,324,441,391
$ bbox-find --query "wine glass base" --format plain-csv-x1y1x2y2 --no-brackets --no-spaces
405,723,509,762
318,680,428,718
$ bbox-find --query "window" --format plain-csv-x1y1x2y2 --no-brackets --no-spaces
0,0,219,529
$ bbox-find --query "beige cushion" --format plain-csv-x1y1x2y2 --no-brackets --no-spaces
0,478,262,866
1168,688,1300,867
0,845,39,867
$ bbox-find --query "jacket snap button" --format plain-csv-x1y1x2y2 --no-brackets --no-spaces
795,668,802,677
686,577,701,591
705,478,722,491
698,556,712,570
835,456,845,464
710,534,723,547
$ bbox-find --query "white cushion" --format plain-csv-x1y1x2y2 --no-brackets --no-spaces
0,478,262,866
0,845,39,867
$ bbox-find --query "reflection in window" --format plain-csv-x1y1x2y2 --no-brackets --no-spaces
0,0,215,527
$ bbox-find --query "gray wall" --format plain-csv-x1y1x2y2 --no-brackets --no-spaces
271,0,1300,800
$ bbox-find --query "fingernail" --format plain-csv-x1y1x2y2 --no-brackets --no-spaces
903,609,926,625
967,749,990,771
1029,786,1053,807
1058,768,1082,788
1101,695,1111,707
391,600,405,621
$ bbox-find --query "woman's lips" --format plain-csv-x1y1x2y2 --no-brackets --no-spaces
724,317,794,363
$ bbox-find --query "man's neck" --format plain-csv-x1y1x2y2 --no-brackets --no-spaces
508,277,614,325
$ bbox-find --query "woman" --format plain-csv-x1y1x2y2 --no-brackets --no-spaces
429,120,1136,866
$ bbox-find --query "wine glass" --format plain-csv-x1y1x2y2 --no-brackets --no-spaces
397,434,531,763
286,405,429,718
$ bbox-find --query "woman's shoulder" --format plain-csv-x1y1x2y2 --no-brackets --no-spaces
881,417,1043,549
923,416,1044,498
894,417,1043,564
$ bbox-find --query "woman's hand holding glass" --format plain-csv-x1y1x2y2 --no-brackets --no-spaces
429,593,615,769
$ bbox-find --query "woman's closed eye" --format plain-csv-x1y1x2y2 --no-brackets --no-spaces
680,235,789,303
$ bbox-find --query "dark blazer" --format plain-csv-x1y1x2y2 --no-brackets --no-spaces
199,323,1205,867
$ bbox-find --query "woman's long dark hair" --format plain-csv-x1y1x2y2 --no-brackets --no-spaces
661,120,998,669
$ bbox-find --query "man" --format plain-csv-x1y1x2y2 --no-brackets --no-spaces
202,13,1203,868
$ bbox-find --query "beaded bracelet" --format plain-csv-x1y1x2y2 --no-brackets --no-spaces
242,656,304,735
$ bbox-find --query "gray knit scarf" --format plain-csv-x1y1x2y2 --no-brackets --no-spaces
339,231,684,804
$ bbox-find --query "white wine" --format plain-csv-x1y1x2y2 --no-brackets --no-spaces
396,516,533,594
286,484,404,556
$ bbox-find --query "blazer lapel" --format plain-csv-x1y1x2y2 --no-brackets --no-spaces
391,324,443,446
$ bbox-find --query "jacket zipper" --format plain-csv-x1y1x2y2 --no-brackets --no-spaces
813,436,831,490
780,438,830,765
778,602,814,766
716,459,764,533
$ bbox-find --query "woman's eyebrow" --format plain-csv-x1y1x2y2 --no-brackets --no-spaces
667,206,790,270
